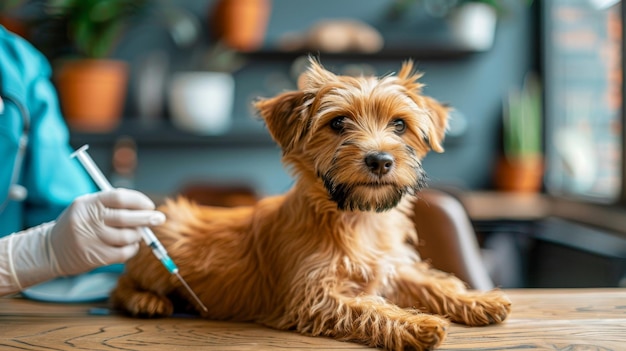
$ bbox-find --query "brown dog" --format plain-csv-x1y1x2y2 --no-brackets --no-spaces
111,59,511,350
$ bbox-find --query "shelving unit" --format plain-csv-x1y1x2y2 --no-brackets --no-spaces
69,38,480,147
248,43,482,62
69,119,275,148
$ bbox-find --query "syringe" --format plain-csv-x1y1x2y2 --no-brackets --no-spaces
71,144,208,313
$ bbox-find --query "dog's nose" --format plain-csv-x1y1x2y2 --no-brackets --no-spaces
365,152,394,177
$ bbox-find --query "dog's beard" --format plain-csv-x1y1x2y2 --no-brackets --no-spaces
322,166,427,212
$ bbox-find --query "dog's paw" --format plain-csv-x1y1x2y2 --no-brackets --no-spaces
123,291,174,318
452,289,512,326
401,314,449,351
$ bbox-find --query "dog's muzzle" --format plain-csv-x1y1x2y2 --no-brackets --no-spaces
322,168,427,213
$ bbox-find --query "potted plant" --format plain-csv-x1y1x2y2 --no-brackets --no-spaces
209,0,271,52
43,0,150,133
494,72,543,192
387,0,532,51
168,42,246,135
447,0,500,51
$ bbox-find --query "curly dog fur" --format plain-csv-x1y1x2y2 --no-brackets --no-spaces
111,59,511,351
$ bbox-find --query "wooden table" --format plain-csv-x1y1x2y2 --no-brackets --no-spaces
456,191,550,221
1,289,624,350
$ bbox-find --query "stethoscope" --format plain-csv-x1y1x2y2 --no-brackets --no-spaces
0,70,30,212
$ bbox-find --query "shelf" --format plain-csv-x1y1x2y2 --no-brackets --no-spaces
247,43,481,62
69,119,276,148
70,116,465,149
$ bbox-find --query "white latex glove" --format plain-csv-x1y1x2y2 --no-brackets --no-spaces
0,188,166,295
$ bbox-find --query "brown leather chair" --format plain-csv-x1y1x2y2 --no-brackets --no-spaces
413,189,494,291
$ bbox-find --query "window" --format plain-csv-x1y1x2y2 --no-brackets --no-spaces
544,0,622,202
543,0,626,235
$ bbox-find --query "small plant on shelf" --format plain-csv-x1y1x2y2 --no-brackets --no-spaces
24,0,153,132
16,0,197,133
495,72,543,192
44,0,149,59
503,72,542,164
386,0,533,51
387,0,531,18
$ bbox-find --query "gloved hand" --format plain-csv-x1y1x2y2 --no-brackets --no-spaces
0,188,166,294
49,188,166,277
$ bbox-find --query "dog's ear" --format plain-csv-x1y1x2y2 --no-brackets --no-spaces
397,60,449,153
397,60,425,94
421,96,450,153
254,91,309,153
297,57,338,91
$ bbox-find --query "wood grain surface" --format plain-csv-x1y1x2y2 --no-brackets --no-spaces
1,289,624,350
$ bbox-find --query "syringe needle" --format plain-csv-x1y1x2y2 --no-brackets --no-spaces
71,144,209,314
175,272,208,312
140,229,209,313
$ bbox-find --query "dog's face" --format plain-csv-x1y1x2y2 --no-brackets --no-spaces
255,59,449,212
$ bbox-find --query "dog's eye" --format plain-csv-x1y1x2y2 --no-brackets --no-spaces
392,119,406,134
330,116,346,132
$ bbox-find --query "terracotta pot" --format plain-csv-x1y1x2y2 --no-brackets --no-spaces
494,155,544,193
211,0,271,52
55,59,128,132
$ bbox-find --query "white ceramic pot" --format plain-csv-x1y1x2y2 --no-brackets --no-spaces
168,71,235,135
449,2,497,51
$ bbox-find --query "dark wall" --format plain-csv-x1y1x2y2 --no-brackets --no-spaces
81,0,537,197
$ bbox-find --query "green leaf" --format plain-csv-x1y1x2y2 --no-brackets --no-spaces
503,72,542,160
90,0,119,22
90,20,125,58
72,12,95,56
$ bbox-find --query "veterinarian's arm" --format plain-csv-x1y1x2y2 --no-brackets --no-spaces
0,188,165,296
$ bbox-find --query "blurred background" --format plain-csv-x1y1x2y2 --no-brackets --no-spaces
1,0,625,288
